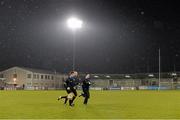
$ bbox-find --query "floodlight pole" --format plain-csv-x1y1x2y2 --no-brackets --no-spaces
158,48,161,90
72,31,76,71
67,17,83,71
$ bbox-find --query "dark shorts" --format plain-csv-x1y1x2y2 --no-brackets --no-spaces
83,89,90,98
70,87,77,96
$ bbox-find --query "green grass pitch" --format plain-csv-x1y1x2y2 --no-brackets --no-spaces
0,90,180,119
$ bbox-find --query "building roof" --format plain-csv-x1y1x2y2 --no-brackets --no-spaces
90,72,180,79
18,67,57,74
0,66,65,75
0,78,6,81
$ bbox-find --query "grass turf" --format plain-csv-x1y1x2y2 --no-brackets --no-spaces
0,90,180,119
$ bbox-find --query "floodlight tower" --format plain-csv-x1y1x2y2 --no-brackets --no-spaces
67,17,83,71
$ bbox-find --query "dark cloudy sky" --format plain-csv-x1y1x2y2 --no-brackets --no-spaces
0,0,180,73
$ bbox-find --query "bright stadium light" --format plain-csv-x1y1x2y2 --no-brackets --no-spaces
106,75,111,78
94,75,99,78
125,75,131,78
171,73,177,76
67,17,83,30
148,74,154,77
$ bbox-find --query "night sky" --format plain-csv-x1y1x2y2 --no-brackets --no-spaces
0,0,180,74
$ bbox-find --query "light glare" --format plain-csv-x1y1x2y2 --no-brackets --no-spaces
67,17,83,30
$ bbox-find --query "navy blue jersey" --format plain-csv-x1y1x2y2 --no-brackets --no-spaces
82,78,91,90
65,77,79,88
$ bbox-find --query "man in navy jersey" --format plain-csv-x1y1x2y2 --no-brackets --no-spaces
58,71,79,106
79,74,91,105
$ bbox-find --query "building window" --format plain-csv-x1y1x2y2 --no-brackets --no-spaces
27,83,31,86
51,76,54,80
33,74,36,79
13,74,17,78
27,74,31,78
41,75,44,79
0,74,3,78
37,74,39,79
48,75,50,79
45,75,47,79
33,83,38,86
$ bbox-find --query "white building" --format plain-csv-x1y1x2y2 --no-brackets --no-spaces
0,66,67,90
